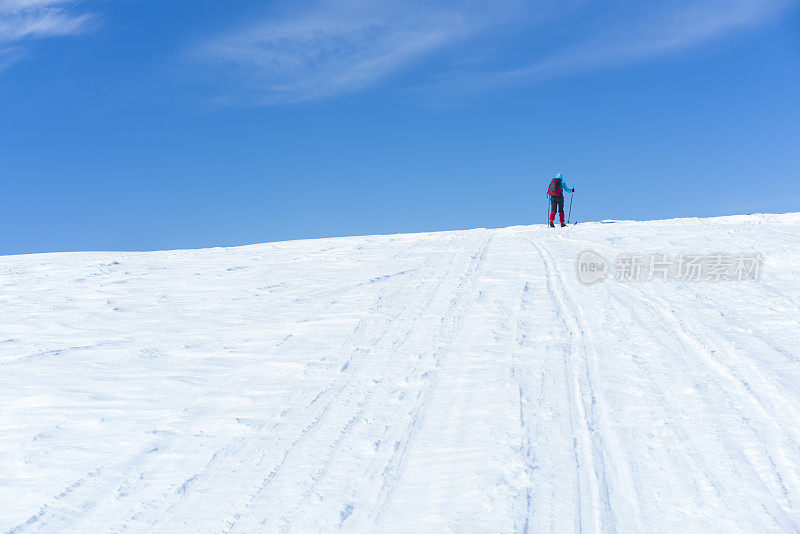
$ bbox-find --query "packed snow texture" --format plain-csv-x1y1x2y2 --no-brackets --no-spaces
3,213,800,533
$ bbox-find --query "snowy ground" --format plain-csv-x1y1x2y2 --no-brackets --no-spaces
3,213,800,533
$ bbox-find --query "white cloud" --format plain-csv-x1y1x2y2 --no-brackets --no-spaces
553,0,793,71
0,0,95,71
0,0,93,45
197,0,524,103
0,0,68,9
426,0,798,94
197,0,796,104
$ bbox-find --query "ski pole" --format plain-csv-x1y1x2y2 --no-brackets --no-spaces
567,192,574,224
546,195,550,225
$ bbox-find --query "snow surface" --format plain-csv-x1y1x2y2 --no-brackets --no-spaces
3,213,800,533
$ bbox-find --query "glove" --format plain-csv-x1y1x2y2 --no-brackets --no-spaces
572,187,575,192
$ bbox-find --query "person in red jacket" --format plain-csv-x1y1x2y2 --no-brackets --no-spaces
547,173,574,227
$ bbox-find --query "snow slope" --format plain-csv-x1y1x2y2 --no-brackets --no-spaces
3,213,800,533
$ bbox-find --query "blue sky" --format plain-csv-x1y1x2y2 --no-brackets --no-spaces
1,0,799,254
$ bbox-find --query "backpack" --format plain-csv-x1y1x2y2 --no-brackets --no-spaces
547,178,562,197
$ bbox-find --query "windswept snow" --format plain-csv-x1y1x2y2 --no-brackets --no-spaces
3,213,800,533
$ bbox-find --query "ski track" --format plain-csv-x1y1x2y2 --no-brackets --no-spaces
237,237,488,533
124,238,454,532
3,214,800,533
367,234,494,526
529,233,641,533
609,287,800,531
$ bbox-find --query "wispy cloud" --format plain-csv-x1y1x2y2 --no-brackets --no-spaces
432,0,798,94
196,0,525,104
197,0,796,104
0,0,95,69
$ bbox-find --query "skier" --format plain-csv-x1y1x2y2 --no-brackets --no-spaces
547,173,574,227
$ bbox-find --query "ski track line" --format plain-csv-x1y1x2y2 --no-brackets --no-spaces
181,249,446,532
367,233,495,527
636,284,800,441
510,267,591,532
613,283,800,522
531,231,646,533
528,234,604,533
602,289,796,531
555,227,800,427
617,281,800,450
6,467,104,534
7,245,427,529
221,235,483,532
557,230,800,528
259,233,492,532
271,260,466,530
604,291,733,504
232,245,464,529
152,253,437,531
8,240,438,533
507,279,542,534
6,442,167,534
501,242,571,532
679,283,800,366
267,232,494,532
282,266,418,310
553,230,799,365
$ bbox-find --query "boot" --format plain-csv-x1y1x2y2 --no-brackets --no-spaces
561,222,567,227
549,221,555,227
